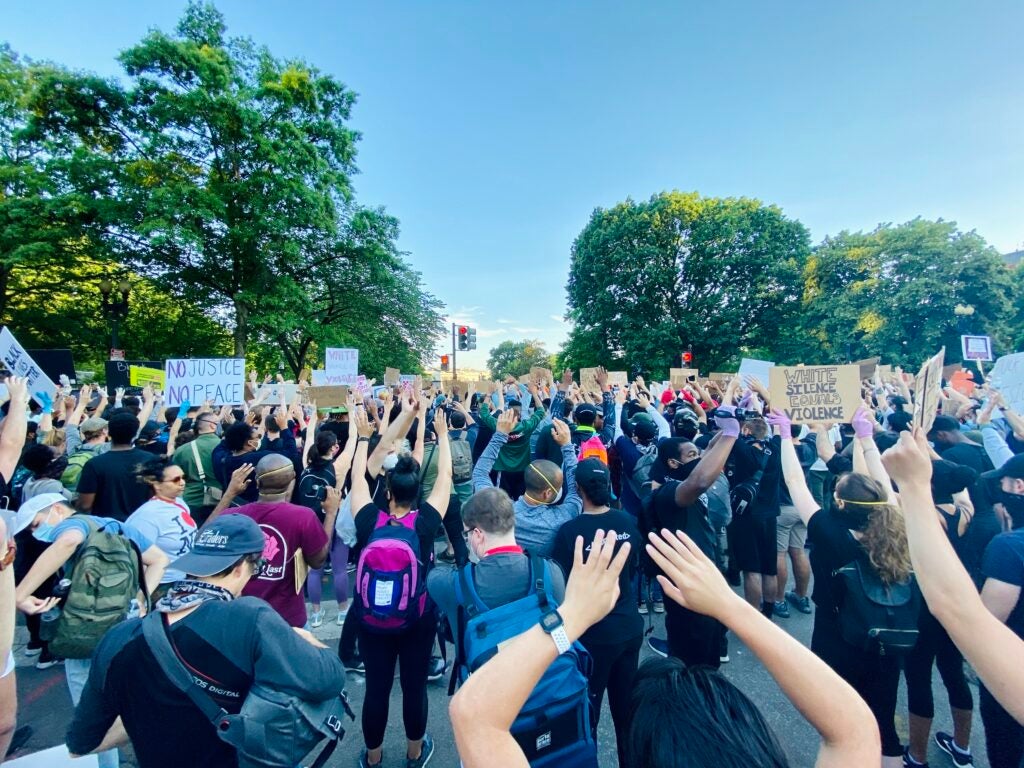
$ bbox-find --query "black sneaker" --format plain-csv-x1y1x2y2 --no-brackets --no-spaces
344,658,366,675
903,745,929,768
407,734,434,768
934,732,973,768
426,656,447,682
646,636,669,658
35,650,63,670
437,550,456,564
5,725,32,757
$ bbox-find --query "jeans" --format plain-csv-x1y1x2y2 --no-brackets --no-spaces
66,658,120,768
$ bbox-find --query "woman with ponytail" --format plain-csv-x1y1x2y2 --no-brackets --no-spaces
771,406,910,767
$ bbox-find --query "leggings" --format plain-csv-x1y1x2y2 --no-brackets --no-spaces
980,684,1024,768
585,634,642,768
905,607,972,719
664,600,724,670
360,611,436,749
440,494,469,566
307,535,350,606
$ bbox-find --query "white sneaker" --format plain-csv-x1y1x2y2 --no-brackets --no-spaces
309,609,325,628
337,606,349,625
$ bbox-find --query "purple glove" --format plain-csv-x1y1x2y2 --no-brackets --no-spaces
714,404,741,438
852,406,875,439
766,409,792,435
738,391,755,409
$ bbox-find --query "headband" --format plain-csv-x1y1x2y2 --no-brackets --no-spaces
836,497,891,506
528,462,559,495
256,464,295,484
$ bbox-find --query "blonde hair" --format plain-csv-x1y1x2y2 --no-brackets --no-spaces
836,473,911,584
42,428,67,453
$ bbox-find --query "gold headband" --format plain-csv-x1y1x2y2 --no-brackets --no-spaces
256,464,295,484
528,463,558,495
836,497,891,506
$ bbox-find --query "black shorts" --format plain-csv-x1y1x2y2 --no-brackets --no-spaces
731,513,778,575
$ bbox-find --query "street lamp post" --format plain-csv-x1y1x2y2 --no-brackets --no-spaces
954,303,975,335
99,279,131,358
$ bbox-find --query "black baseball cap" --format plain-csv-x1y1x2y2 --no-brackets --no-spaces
998,454,1024,482
171,515,266,577
575,458,611,500
575,403,598,425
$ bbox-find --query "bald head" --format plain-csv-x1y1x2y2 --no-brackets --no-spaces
524,460,563,504
255,453,295,495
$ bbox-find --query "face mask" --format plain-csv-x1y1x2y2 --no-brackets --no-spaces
382,454,399,471
668,457,699,482
1003,491,1024,530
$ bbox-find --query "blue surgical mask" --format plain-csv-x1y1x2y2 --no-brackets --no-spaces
32,521,58,543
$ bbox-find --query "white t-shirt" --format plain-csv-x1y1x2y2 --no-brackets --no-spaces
125,497,196,584
808,425,842,472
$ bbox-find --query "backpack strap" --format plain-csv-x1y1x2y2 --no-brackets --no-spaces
141,613,229,726
456,563,488,617
529,554,551,611
190,439,207,484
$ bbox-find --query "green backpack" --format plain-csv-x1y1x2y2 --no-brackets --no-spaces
60,448,97,493
50,517,146,659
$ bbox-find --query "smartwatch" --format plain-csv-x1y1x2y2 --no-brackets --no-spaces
540,609,571,655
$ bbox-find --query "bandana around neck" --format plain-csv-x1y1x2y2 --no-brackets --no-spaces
155,579,234,613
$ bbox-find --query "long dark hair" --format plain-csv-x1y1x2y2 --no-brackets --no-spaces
385,454,421,508
626,658,789,768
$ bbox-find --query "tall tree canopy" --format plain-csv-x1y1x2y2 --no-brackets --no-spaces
486,340,556,380
802,219,1018,365
562,191,810,375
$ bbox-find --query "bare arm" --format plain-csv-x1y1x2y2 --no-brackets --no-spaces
674,411,739,508
0,378,28,483
15,533,81,609
771,411,820,525
425,409,453,515
140,545,169,596
348,408,375,514
367,396,417,479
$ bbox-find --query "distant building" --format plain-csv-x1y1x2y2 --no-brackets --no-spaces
1005,249,1023,267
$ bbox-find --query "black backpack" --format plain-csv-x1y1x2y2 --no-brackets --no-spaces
639,482,715,578
835,558,920,656
726,441,769,518
293,463,336,519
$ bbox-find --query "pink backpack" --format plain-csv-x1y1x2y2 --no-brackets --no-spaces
355,511,429,632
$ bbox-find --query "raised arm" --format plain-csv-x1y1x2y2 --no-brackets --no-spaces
769,410,820,524
0,378,28,483
411,395,429,465
851,406,896,501
425,409,453,515
473,411,517,492
673,407,739,508
348,407,376,513
646,530,879,766
367,394,417,479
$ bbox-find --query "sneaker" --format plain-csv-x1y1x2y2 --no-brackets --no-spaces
426,656,447,682
337,606,349,625
23,644,41,658
5,725,32,757
638,602,649,615
324,562,333,575
719,652,730,664
903,745,929,767
774,600,790,618
344,658,366,675
652,600,665,614
359,748,382,768
786,591,812,614
934,732,973,768
647,636,669,658
407,734,434,768
35,650,63,670
437,550,456,564
309,609,325,629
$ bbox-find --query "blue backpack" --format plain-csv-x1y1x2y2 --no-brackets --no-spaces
452,556,597,768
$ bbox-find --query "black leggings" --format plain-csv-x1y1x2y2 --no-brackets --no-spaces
585,634,642,767
440,494,469,566
905,608,973,719
665,600,724,669
980,684,1024,768
360,612,437,749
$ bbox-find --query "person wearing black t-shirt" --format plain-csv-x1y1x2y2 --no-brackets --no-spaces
551,458,640,767
775,407,911,765
929,415,995,475
76,413,153,521
639,412,741,668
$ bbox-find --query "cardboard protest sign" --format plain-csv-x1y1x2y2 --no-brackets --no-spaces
518,374,531,384
0,328,57,406
529,366,552,384
308,385,349,408
961,335,993,362
991,352,1024,414
670,368,699,389
324,348,359,386
164,358,245,407
607,371,628,387
708,372,734,382
738,358,774,389
384,367,400,386
580,368,600,392
768,364,861,424
854,357,881,380
877,364,892,379
129,365,166,389
912,348,946,433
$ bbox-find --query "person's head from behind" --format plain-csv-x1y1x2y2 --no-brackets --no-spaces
462,487,516,559
574,403,597,429
169,514,267,595
997,454,1024,528
930,459,977,505
626,657,789,768
449,410,467,430
524,459,563,505
672,407,699,440
21,443,67,480
927,415,962,449
122,395,141,416
225,422,257,454
264,413,281,436
657,438,700,482
832,473,910,584
254,453,296,499
888,410,913,434
741,416,770,441
384,453,421,510
41,427,67,455
576,458,611,509
108,413,141,447
630,414,659,447
311,430,339,463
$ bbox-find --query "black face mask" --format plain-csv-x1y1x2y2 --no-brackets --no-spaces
1003,491,1024,530
667,457,700,482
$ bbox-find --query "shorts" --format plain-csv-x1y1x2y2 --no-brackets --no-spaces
731,513,778,575
776,505,807,553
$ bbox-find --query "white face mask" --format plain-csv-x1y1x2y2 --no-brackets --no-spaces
382,453,399,471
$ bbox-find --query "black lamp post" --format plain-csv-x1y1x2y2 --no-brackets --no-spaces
99,278,131,357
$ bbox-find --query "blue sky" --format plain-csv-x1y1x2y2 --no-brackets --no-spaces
5,2,1022,368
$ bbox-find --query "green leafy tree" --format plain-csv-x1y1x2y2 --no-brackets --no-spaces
563,191,810,376
486,340,556,380
802,219,1018,365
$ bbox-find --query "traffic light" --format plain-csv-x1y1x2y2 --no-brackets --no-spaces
457,326,477,351
466,327,477,350
440,354,450,372
682,348,693,365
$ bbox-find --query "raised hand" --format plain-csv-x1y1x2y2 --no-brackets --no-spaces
560,530,631,636
551,418,571,447
496,408,519,435
646,529,739,620
227,463,254,496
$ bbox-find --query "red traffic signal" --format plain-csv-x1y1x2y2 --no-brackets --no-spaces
458,326,467,334
682,350,693,364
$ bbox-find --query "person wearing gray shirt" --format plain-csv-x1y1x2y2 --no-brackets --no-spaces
471,409,581,558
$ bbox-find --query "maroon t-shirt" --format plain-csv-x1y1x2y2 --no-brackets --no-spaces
234,501,329,627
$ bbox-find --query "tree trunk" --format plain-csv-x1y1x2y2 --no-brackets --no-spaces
233,299,248,359
0,265,10,324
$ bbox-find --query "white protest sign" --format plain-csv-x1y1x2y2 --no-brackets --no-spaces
164,358,245,407
991,352,1024,414
7,745,97,767
325,348,359,385
738,358,774,389
961,335,993,362
913,348,946,433
256,383,299,402
0,327,57,406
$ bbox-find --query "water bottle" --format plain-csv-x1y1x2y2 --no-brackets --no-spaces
39,578,71,642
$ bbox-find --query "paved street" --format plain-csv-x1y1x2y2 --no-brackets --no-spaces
9,570,992,768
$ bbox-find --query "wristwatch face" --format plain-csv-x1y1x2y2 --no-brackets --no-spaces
540,610,562,632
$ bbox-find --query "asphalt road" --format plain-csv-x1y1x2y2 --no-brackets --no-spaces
9,570,993,768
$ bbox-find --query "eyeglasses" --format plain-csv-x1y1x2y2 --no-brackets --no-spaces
165,475,187,484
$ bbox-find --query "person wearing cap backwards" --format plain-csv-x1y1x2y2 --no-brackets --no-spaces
65,514,345,768
11,493,168,768
207,453,333,627
551,458,641,767
977,452,1024,768
473,410,581,558
476,379,547,500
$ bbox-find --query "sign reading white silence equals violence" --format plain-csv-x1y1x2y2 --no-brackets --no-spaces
768,364,861,424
